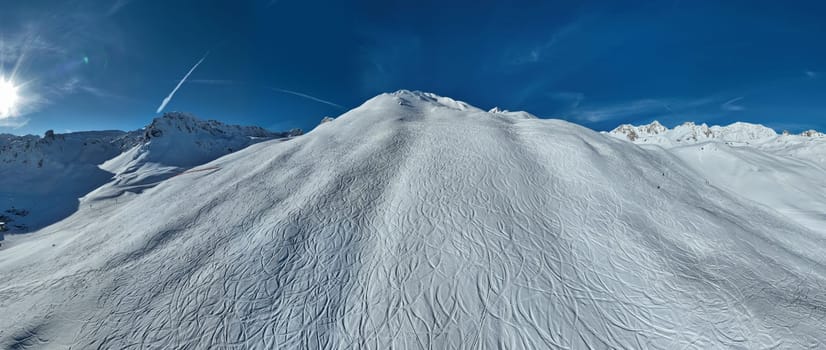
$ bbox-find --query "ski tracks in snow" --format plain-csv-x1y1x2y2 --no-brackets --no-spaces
1,92,825,349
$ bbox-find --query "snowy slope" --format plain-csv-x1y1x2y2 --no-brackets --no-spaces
1,91,825,349
608,121,826,236
91,112,302,199
0,113,300,234
0,130,135,234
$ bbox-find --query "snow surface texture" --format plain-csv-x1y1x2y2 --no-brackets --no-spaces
608,121,826,237
0,112,300,235
1,92,826,348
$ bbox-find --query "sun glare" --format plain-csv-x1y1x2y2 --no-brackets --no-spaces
0,78,20,118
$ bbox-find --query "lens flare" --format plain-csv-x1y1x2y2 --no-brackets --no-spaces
0,78,20,118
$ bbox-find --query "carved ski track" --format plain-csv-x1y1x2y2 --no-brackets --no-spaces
1,91,826,349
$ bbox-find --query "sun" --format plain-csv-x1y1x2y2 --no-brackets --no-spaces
0,78,20,118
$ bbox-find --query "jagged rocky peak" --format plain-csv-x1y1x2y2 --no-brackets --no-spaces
611,125,638,141
609,120,781,144
0,129,129,167
645,120,668,133
610,120,667,141
0,113,302,170
143,112,302,140
144,112,204,139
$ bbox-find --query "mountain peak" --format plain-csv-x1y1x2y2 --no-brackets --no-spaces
382,90,483,112
609,121,780,145
0,113,302,233
609,120,667,141
362,91,543,122
144,112,296,140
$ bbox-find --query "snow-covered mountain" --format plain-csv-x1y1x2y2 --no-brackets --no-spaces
92,112,302,199
607,120,794,145
607,120,826,237
1,91,825,348
606,119,826,168
0,112,301,234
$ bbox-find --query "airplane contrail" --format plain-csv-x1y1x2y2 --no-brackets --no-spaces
156,52,209,114
183,80,344,110
266,87,345,110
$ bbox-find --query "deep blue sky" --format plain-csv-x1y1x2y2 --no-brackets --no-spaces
1,0,825,135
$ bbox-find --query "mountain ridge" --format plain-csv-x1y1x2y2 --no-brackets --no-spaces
608,120,823,145
0,112,301,235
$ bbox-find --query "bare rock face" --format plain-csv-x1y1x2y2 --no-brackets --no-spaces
609,120,669,141
644,120,668,134
612,124,639,141
610,122,658,140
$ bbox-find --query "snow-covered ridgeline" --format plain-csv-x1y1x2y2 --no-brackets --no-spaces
607,120,823,145
0,112,301,234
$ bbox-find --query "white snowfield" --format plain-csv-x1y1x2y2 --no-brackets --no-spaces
608,121,826,237
2,91,826,349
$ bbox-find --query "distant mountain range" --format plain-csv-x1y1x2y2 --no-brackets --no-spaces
608,120,824,145
0,112,301,234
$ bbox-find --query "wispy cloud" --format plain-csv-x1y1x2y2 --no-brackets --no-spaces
0,116,28,128
805,70,818,79
0,33,66,69
184,79,344,110
156,52,209,114
265,87,345,110
107,0,138,16
56,76,136,102
565,97,716,123
721,96,745,111
548,91,585,109
571,99,670,122
504,17,595,67
508,21,582,65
